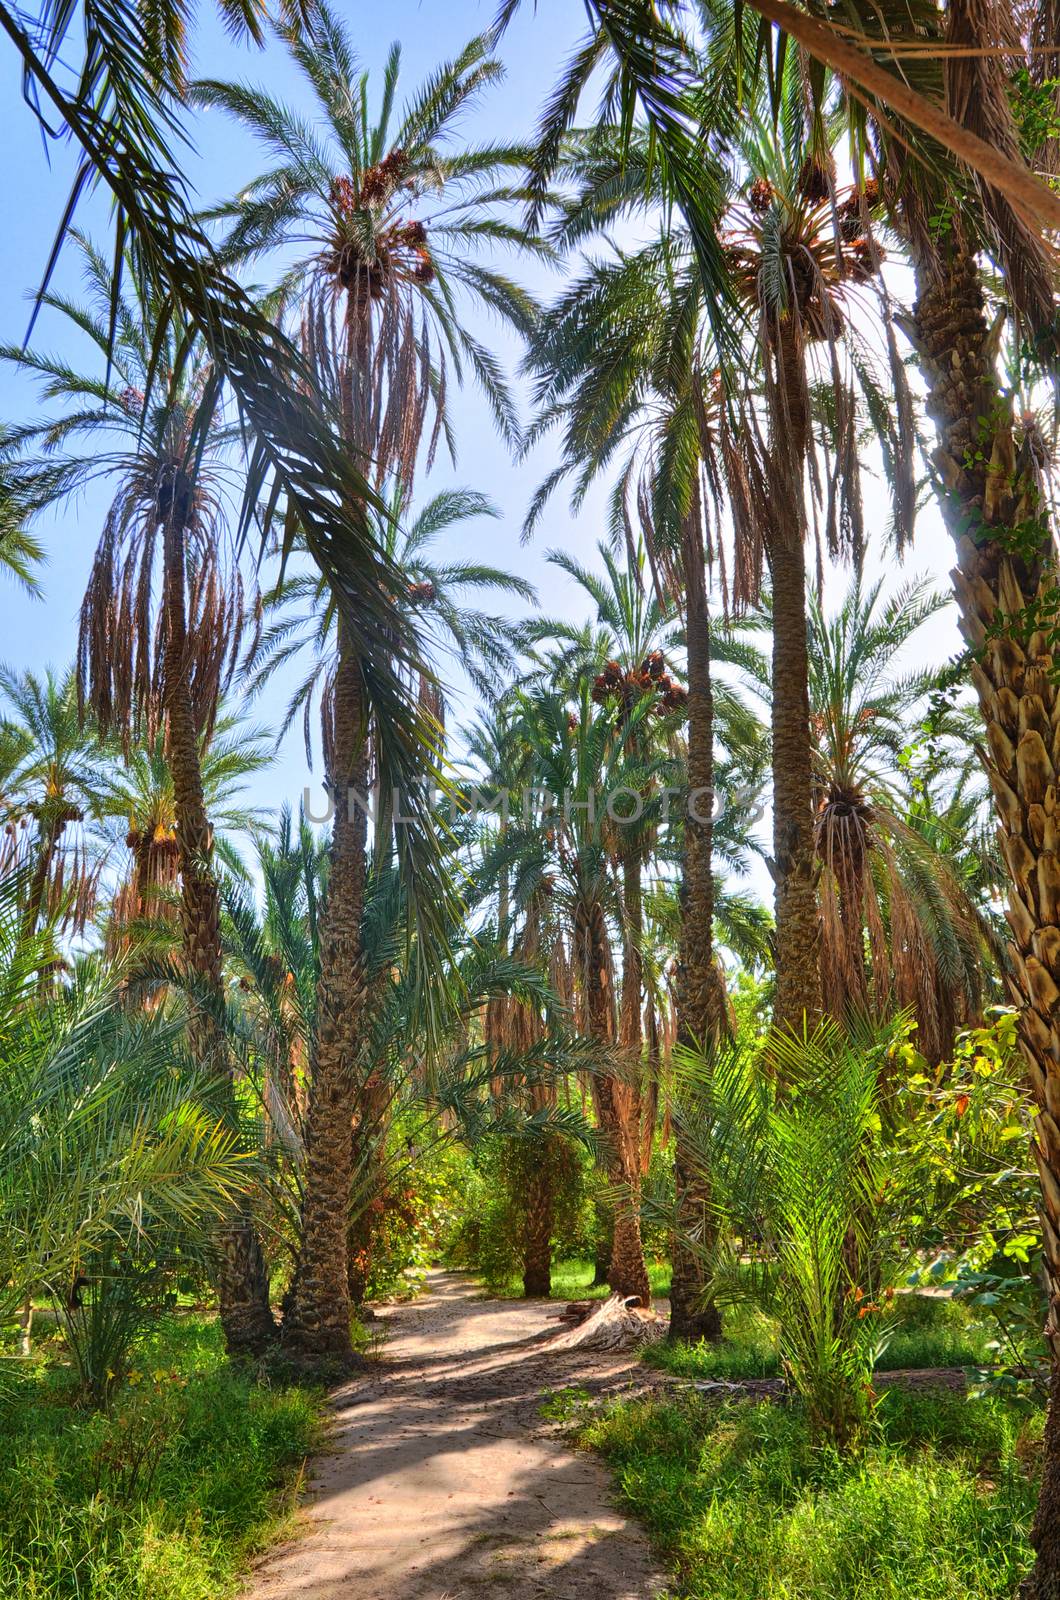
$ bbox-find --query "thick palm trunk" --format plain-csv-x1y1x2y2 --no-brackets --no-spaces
521,1157,553,1297
23,825,58,941
282,627,369,1363
767,524,821,1033
766,325,822,1035
162,515,275,1356
582,901,651,1306
670,552,724,1341
592,1205,613,1286
910,239,1060,1598
620,849,645,1053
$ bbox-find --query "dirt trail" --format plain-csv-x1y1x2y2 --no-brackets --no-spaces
245,1271,666,1600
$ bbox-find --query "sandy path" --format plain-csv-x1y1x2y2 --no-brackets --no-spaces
245,1271,666,1600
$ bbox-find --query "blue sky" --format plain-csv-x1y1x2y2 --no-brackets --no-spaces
0,0,964,900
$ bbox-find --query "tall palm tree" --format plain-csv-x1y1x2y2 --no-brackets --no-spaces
511,3,1060,1574
492,681,670,1304
2,235,275,1353
3,0,450,747
716,116,912,1035
715,3,1060,1577
201,6,543,1361
526,539,679,1045
735,577,1003,1059
524,215,739,1333
0,666,111,941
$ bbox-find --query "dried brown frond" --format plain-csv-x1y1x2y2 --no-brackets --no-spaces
946,0,1058,342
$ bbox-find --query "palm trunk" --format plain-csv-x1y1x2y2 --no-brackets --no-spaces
521,1156,553,1297
582,900,651,1306
23,824,58,941
282,625,369,1363
768,525,821,1033
910,237,1060,1599
162,514,275,1356
620,848,644,1052
592,1204,613,1286
766,322,822,1035
670,540,724,1341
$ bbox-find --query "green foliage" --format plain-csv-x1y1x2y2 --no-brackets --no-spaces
0,1314,321,1599
679,1022,920,1447
0,873,249,1358
54,1238,201,1410
360,1139,469,1301
675,1014,1036,1449
895,1010,1035,1262
448,1136,595,1291
648,1293,994,1383
576,1390,1038,1600
1009,69,1060,165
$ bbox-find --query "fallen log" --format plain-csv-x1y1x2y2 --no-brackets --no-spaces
551,1300,594,1326
548,1292,665,1352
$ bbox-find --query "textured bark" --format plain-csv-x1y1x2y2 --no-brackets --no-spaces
909,239,1060,1599
161,513,275,1356
580,900,652,1306
766,322,822,1035
23,826,58,941
768,521,822,1034
669,557,724,1342
283,628,369,1363
1028,1362,1060,1600
521,1156,553,1298
620,849,644,1053
591,1209,613,1286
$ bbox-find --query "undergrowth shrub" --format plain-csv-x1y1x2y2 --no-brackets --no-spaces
0,1313,320,1600
577,1390,1038,1600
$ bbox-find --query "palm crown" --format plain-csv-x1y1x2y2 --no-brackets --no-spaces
2,235,248,747
197,6,546,471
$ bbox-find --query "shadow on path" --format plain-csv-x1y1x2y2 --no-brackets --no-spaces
244,1271,666,1600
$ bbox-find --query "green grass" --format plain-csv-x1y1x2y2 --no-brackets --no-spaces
571,1386,1039,1599
647,1293,994,1383
0,1314,322,1599
491,1255,672,1301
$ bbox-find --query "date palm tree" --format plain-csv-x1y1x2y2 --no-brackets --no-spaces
735,576,1003,1059
524,540,680,1057
2,235,276,1353
0,865,250,1355
200,6,544,1361
491,680,672,1304
0,666,111,942
524,217,740,1334
511,0,1060,1575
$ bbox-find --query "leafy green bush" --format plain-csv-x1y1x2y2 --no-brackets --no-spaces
0,1314,320,1599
